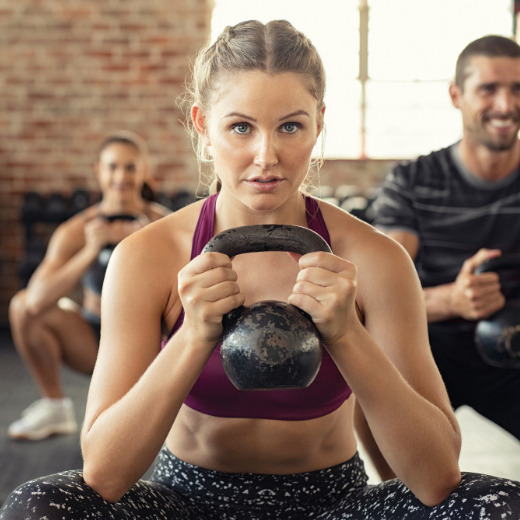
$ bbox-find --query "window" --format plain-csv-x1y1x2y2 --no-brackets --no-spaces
211,0,513,159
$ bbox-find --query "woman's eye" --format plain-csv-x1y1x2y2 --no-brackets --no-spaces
232,124,250,134
281,123,299,133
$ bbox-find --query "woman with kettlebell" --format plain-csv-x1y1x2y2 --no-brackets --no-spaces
7,131,170,441
3,20,520,519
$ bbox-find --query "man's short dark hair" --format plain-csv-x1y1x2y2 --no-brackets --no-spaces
455,35,520,90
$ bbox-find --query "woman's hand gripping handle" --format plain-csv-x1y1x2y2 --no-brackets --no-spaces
177,252,245,348
288,251,360,349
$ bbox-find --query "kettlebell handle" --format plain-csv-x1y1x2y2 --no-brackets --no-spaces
475,255,520,275
202,225,332,257
103,214,139,223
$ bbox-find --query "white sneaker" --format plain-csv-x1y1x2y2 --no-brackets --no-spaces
8,398,78,440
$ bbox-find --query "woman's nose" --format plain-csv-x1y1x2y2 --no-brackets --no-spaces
113,166,127,181
254,135,278,170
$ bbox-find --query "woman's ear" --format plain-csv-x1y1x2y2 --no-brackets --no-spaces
192,104,211,146
317,105,326,137
94,161,101,182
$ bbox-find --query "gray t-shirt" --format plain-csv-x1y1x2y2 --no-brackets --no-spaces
373,143,520,288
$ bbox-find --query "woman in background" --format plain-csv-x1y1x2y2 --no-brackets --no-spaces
8,131,170,441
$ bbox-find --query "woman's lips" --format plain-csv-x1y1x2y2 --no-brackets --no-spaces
245,178,283,192
111,184,131,192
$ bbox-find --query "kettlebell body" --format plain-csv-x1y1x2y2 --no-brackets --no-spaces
475,302,520,368
474,256,520,369
202,224,332,391
85,214,138,294
222,301,322,390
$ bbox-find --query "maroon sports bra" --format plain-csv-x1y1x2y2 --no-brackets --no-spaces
162,193,352,421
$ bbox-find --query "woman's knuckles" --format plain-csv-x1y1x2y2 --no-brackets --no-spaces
299,251,325,267
218,267,239,283
202,252,231,269
292,280,310,294
228,293,245,310
288,292,306,308
216,281,240,296
342,278,357,296
182,293,200,308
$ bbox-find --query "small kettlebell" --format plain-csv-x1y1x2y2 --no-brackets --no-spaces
474,255,520,369
87,214,139,294
202,224,332,391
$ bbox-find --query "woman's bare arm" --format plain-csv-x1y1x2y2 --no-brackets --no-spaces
343,234,460,505
290,213,461,506
81,218,244,502
24,218,100,314
26,207,170,315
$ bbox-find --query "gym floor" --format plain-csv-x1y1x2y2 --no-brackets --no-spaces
0,328,519,506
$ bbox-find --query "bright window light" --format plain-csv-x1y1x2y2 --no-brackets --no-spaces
366,0,513,158
211,0,361,159
211,0,513,159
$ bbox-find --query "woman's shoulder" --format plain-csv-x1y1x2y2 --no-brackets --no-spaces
108,198,208,320
51,204,97,240
146,201,173,220
116,198,207,262
320,200,420,314
319,200,410,269
145,198,205,236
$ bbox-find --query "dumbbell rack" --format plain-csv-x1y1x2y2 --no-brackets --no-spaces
18,189,200,288
19,190,94,288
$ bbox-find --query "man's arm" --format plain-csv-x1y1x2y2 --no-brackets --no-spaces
383,230,504,323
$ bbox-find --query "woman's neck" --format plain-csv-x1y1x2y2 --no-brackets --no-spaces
214,189,308,233
98,193,146,215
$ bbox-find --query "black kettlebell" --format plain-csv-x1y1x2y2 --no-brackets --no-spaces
202,224,332,391
474,255,520,369
87,214,139,294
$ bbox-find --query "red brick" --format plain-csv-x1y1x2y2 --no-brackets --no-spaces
85,50,113,58
100,64,131,72
60,8,92,19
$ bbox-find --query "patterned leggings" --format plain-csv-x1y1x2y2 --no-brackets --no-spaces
2,446,520,520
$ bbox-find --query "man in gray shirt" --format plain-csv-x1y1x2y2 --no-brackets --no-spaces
361,35,520,480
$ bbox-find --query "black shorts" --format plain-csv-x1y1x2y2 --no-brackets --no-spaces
429,321,520,439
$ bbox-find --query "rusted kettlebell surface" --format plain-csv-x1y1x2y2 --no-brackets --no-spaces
202,225,332,390
474,256,520,369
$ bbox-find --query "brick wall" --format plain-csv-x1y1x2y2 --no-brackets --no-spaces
0,0,213,326
0,0,398,327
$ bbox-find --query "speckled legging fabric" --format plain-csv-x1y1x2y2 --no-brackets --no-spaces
2,446,520,519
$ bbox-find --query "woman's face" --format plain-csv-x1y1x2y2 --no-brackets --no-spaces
194,71,324,211
96,143,148,200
